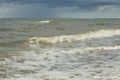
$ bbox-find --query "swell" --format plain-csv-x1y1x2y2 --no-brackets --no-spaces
1,29,120,47
0,40,27,46
27,29,120,45
0,28,15,32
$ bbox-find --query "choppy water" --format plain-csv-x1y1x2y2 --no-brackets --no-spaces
0,19,120,80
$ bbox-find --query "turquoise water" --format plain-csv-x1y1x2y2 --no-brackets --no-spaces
0,19,120,80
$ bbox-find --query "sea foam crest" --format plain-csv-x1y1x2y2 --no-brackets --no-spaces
28,29,120,45
62,45,120,54
36,20,52,24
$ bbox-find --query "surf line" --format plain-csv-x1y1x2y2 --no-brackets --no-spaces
28,29,120,45
62,45,120,54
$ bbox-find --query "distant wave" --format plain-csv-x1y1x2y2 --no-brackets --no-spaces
27,29,120,46
62,45,120,54
36,20,52,24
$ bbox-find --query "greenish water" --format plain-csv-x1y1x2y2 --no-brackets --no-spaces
0,19,120,80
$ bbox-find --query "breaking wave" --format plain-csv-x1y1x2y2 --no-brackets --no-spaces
36,20,52,24
62,45,120,54
28,29,120,46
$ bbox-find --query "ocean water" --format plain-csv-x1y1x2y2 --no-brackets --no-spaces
0,19,120,80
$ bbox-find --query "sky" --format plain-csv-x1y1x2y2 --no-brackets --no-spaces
0,0,120,18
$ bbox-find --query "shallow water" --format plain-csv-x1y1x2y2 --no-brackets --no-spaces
0,19,120,80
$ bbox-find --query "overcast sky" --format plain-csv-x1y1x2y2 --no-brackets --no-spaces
0,0,120,18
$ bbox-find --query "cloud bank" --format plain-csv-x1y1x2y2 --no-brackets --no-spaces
0,0,120,18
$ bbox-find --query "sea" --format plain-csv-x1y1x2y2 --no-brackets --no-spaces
0,19,120,80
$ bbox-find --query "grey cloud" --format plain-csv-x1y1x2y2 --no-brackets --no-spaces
0,1,120,18
0,0,120,9
0,3,54,18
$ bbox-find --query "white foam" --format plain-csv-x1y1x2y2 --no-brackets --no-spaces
2,45,120,80
62,45,120,54
36,20,52,24
28,29,120,45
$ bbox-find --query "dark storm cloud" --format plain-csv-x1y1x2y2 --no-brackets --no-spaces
0,0,120,18
0,0,120,9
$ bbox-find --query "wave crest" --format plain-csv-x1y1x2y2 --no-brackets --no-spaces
62,45,120,54
28,29,120,45
36,20,52,24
